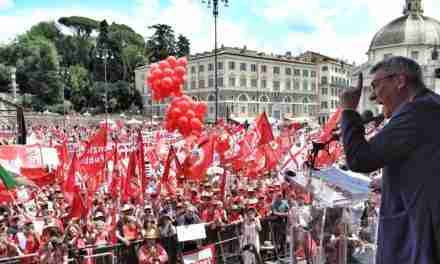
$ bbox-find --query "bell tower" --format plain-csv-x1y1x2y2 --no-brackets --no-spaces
404,0,424,15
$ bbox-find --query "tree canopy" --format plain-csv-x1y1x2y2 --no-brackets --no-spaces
0,17,191,114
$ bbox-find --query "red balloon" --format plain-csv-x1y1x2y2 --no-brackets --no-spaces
159,60,171,70
149,63,159,70
178,116,190,132
182,74,187,83
174,66,186,77
167,56,178,68
163,68,174,77
186,110,196,120
195,102,207,117
177,100,190,113
177,57,188,67
152,79,162,91
173,87,183,97
169,107,182,119
165,119,177,132
190,117,203,131
162,77,173,90
151,68,164,79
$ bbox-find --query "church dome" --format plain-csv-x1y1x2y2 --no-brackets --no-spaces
369,1,440,51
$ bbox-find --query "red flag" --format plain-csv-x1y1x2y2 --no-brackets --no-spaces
79,127,107,177
109,145,120,199
255,112,274,146
160,147,179,196
137,131,146,203
319,108,342,143
67,190,86,219
63,152,78,194
188,135,215,182
121,151,139,203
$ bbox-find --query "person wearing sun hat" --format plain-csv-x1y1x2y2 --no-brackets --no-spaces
241,199,262,264
158,214,177,264
138,225,168,264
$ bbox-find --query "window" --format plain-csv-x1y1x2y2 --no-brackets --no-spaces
321,87,328,95
240,63,247,71
218,62,224,70
251,79,257,88
198,65,204,72
240,77,246,87
251,64,257,72
208,77,214,87
191,80,196,89
311,82,316,91
285,68,292,75
322,66,328,71
261,79,267,88
285,80,291,90
198,79,205,89
321,76,328,84
273,66,280,74
411,51,419,60
303,80,308,91
294,79,300,90
208,63,213,71
384,53,393,60
229,77,236,87
294,69,301,76
229,61,235,70
321,101,328,109
217,77,224,87
261,65,267,73
191,66,196,74
311,71,316,77
273,81,280,91
303,70,309,77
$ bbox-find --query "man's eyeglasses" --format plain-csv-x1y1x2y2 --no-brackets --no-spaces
371,74,397,89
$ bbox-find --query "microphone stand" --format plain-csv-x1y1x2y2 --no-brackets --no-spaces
304,135,338,264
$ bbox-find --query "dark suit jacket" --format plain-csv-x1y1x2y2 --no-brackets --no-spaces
341,90,440,264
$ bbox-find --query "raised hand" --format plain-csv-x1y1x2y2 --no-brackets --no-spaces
340,73,363,110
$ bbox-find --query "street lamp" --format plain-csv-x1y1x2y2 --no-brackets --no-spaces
9,67,17,102
58,66,70,127
201,0,230,124
95,48,114,120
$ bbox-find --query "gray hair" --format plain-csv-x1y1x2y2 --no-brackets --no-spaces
370,56,426,91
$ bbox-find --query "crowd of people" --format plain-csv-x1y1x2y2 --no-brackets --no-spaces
0,117,381,264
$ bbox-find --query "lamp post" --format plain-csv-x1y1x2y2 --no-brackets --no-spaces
58,66,70,128
9,67,17,103
96,48,114,121
201,0,229,124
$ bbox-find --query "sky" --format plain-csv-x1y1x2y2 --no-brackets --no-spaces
0,0,439,64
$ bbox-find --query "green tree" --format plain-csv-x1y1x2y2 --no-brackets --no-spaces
27,21,62,43
0,64,10,92
176,34,190,58
58,16,99,40
146,24,177,62
10,35,63,108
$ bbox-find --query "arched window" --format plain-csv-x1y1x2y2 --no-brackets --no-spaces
259,95,269,102
238,94,248,102
208,94,216,102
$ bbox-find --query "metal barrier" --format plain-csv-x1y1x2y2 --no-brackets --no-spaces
0,218,375,264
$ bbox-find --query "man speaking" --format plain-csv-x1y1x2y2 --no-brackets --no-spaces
340,56,440,264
